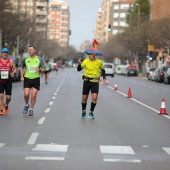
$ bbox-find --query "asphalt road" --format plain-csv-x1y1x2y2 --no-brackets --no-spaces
0,67,170,170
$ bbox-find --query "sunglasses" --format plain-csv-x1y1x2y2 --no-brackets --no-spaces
88,53,93,55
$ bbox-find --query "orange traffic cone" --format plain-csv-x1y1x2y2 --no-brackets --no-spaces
114,82,118,91
127,87,132,98
159,99,168,115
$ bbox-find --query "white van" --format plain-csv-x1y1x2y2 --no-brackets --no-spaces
103,63,114,77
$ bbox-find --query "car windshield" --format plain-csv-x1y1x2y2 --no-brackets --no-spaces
104,65,112,68
150,68,156,71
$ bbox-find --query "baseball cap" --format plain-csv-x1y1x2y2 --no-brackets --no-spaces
1,48,9,53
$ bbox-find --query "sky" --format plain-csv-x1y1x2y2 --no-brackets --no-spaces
64,0,103,50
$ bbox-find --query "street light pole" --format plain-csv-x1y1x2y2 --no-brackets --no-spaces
135,4,140,29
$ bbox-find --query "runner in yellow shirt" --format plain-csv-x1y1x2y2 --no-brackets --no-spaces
77,52,107,119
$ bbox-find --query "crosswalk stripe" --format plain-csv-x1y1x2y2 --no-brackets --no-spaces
100,146,135,154
33,144,68,152
100,145,140,163
25,156,65,160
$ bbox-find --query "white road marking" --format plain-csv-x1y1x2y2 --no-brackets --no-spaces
49,101,53,105
54,93,57,95
103,158,141,163
100,145,135,154
25,156,64,160
25,144,69,161
0,143,5,148
44,108,50,113
27,133,39,145
37,117,46,124
52,97,56,100
106,85,170,120
33,144,69,152
100,145,141,163
162,147,170,155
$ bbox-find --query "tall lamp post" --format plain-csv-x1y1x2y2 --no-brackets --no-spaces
135,4,140,29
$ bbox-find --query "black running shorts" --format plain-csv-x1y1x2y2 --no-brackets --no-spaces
0,82,12,95
24,77,40,90
82,81,99,95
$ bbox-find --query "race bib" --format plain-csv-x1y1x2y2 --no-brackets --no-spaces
1,71,9,79
28,65,36,73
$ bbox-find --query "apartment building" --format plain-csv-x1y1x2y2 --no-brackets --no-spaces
95,0,135,43
110,0,135,36
10,0,48,32
151,0,170,20
95,0,110,43
48,0,70,47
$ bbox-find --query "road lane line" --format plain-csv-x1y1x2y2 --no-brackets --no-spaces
52,97,56,100
106,85,170,120
162,147,170,155
38,117,46,124
27,133,39,145
49,101,53,105
45,108,50,113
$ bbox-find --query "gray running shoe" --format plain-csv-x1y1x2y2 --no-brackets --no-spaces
28,110,33,116
23,105,29,114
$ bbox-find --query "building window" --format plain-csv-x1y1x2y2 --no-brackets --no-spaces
120,4,130,10
120,21,128,27
113,22,118,26
113,13,119,18
120,13,126,18
113,29,118,34
113,4,119,10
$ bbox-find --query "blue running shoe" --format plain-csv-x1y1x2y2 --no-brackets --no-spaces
81,110,86,119
89,112,95,119
23,105,29,114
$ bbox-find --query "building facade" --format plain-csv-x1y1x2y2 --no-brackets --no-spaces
95,0,135,44
11,0,48,32
151,0,170,20
48,0,70,47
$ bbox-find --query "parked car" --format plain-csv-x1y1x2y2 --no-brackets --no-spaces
148,67,156,80
103,63,114,77
155,66,169,83
164,67,170,84
8,55,21,82
126,68,137,76
151,68,159,81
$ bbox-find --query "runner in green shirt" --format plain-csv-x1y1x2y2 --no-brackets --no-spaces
20,46,45,116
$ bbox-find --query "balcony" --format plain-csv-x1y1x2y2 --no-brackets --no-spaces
36,1,47,7
36,9,47,16
36,18,47,24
